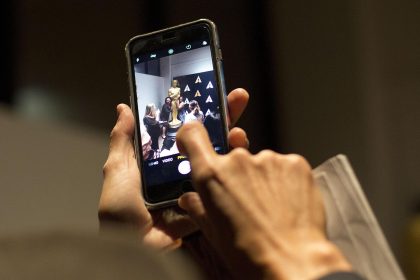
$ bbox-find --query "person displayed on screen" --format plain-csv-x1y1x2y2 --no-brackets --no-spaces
160,97,172,139
143,103,160,152
178,96,189,123
160,138,179,157
184,100,204,123
203,110,222,148
140,121,155,160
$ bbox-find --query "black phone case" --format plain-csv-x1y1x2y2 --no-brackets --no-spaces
125,19,229,209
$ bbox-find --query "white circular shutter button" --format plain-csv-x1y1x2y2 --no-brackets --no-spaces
178,160,191,175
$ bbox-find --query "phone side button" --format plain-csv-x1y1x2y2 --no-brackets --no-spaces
217,48,223,61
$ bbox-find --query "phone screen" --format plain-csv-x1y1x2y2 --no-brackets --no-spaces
128,22,228,205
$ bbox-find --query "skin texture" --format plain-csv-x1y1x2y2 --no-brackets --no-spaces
99,87,352,279
176,124,352,280
98,88,249,248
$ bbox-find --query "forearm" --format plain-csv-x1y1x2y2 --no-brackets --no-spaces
262,240,352,280
215,224,352,280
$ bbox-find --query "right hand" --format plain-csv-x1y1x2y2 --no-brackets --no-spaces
176,123,352,280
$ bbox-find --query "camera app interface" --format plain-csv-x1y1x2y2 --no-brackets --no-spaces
133,38,226,187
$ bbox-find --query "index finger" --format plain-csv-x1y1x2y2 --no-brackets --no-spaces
176,122,217,176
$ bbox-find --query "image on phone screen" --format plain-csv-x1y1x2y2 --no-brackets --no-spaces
132,39,227,190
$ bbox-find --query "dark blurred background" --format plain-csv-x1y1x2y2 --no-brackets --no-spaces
0,0,419,276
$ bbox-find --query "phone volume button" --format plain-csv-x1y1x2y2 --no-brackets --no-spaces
217,48,223,61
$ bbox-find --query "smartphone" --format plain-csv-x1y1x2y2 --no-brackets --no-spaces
125,19,229,209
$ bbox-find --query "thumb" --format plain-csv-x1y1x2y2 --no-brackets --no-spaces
107,104,135,162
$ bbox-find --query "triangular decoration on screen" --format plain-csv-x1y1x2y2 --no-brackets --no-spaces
174,70,225,149
174,70,219,125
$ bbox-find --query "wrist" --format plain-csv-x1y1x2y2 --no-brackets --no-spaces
262,238,352,280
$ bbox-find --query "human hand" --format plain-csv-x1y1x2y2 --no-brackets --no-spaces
176,124,352,280
98,88,249,249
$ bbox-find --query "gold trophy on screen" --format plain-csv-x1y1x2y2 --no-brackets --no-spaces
168,79,182,128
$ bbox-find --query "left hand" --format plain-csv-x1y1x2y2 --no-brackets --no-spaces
98,88,249,249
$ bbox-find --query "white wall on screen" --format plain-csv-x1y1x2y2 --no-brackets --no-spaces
135,47,213,119
170,47,213,78
160,56,171,93
135,72,165,119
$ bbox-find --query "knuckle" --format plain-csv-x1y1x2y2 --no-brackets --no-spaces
255,149,279,164
258,149,278,158
109,124,122,140
191,157,218,185
285,153,312,172
192,149,252,187
227,148,254,171
102,161,112,176
102,158,118,176
192,164,216,186
229,147,251,160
